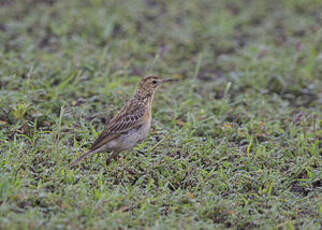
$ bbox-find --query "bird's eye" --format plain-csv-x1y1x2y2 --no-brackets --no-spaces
152,80,158,84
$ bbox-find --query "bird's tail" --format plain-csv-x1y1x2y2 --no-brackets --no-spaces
70,149,94,168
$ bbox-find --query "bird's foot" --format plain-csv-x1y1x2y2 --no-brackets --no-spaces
105,158,112,165
105,152,120,165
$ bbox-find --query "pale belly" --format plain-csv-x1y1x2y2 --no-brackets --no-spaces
105,118,151,152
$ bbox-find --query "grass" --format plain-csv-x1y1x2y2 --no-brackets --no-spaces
0,0,321,229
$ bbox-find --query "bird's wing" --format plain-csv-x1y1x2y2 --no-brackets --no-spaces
89,99,146,151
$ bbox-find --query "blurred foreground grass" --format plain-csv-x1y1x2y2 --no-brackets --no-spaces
0,0,321,229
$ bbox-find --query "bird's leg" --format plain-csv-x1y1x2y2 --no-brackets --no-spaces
106,151,120,165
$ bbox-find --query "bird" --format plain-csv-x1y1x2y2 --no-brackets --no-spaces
70,75,173,167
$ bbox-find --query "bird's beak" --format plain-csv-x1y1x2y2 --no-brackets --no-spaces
161,79,177,83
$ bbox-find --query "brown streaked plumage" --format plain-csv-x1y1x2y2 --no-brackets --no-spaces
70,76,173,167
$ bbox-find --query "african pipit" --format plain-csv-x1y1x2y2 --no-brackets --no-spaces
70,76,173,167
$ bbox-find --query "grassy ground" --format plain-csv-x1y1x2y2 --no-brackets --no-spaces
0,0,321,229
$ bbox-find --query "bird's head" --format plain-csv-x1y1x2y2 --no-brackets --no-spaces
135,75,173,99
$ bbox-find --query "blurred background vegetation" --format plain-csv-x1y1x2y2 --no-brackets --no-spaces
0,0,321,229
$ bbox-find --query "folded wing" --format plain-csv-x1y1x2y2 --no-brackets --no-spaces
89,99,146,151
